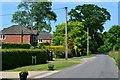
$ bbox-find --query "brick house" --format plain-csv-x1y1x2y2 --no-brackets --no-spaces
0,25,52,46
38,33,52,44
0,25,38,46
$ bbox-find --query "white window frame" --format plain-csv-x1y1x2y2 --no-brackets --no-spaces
39,39,43,43
0,34,6,40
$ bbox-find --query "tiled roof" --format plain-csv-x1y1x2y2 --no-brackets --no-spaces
1,25,37,35
38,33,52,39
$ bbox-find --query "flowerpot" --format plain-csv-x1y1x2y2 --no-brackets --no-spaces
48,64,54,71
19,72,28,80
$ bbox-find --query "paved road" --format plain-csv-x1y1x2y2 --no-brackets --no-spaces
46,54,118,78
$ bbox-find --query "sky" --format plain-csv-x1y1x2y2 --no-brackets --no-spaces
0,1,119,33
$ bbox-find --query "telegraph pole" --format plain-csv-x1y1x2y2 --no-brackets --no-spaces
65,7,68,60
87,27,89,55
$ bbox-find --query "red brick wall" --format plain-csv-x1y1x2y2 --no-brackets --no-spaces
23,35,31,44
2,34,31,44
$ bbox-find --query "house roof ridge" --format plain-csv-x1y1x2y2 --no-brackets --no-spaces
1,25,37,35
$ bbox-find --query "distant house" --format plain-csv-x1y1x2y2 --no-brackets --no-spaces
0,25,52,46
0,25,38,46
38,33,52,44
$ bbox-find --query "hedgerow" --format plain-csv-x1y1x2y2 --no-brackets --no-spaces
1,49,47,70
2,43,31,49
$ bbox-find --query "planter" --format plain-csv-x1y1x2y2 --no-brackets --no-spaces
19,71,28,80
48,64,54,71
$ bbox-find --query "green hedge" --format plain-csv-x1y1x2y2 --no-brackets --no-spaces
2,43,31,49
1,49,47,70
51,49,73,58
38,43,50,49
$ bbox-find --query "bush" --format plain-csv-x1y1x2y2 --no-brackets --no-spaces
52,49,72,58
2,43,31,49
46,46,72,58
114,44,120,51
38,43,50,49
1,49,47,70
46,46,64,50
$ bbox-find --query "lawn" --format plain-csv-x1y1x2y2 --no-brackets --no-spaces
6,54,95,72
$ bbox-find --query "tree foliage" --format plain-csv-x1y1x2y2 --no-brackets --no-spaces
68,4,111,53
98,25,120,52
52,21,88,50
68,4,111,33
11,2,57,32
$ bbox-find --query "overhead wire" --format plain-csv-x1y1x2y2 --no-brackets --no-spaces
0,7,65,16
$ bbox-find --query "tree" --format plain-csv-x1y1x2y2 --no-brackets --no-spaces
68,4,111,32
11,2,57,32
98,25,120,52
68,4,111,53
52,21,88,51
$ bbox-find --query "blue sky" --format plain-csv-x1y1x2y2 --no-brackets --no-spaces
0,2,118,33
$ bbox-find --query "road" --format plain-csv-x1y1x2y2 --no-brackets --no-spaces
46,54,118,78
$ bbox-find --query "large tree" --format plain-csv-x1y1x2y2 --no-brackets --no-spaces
68,4,111,53
68,4,111,32
52,21,88,51
98,25,120,52
11,2,57,32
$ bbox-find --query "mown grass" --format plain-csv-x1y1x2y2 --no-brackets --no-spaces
109,51,120,70
5,54,95,72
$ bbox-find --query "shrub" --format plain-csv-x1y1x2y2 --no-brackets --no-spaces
52,49,72,58
1,49,47,70
45,46,72,58
38,43,50,49
114,44,120,51
46,46,64,50
2,43,31,49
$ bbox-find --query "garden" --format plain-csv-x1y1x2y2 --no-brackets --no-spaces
1,43,94,71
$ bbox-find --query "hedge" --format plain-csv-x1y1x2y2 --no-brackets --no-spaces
49,49,72,58
46,46,64,50
1,49,47,70
38,43,50,49
54,49,72,58
2,43,31,49
46,46,72,58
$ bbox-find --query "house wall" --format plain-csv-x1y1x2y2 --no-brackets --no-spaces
23,35,31,44
2,34,31,44
42,39,52,44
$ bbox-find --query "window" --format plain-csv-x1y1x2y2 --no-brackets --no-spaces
0,34,5,40
39,39,42,43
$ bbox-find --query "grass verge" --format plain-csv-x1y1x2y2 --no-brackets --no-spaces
109,51,120,70
5,54,95,72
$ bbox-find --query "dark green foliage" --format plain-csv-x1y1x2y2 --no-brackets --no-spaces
38,43,50,49
2,43,31,49
1,49,47,70
68,4,111,53
98,25,120,52
68,4,111,32
11,2,57,32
